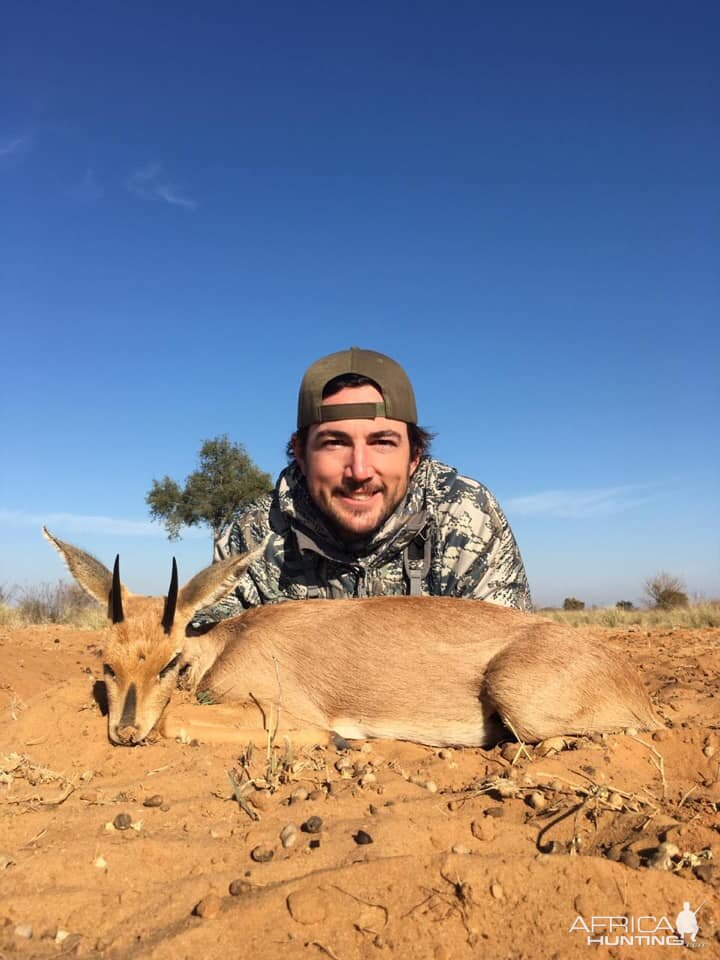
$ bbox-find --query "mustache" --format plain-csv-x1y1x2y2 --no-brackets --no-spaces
336,483,382,495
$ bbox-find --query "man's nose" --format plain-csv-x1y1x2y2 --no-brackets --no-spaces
345,444,373,481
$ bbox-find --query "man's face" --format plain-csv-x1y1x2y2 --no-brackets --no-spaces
294,384,420,542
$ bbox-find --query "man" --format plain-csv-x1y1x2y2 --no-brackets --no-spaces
200,347,531,623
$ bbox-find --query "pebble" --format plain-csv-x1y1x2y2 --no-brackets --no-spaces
302,816,323,834
334,758,352,773
250,845,274,863
113,813,132,831
194,894,222,919
703,744,716,758
438,749,454,760
485,806,505,818
290,787,309,804
280,824,298,849
228,879,254,896
359,772,377,787
354,830,373,845
331,734,350,752
287,890,328,925
652,728,671,742
471,818,495,841
490,882,504,900
15,924,33,940
451,844,470,855
308,789,325,802
535,737,567,757
694,864,714,883
143,795,164,808
620,850,641,870
250,790,272,811
527,791,546,811
500,743,520,763
424,780,438,794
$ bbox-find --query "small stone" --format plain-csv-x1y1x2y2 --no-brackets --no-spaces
490,882,504,900
652,728,670,742
535,737,567,757
647,841,680,870
302,816,323,834
451,844,470,855
228,879,253,896
194,894,222,918
290,787,309,804
620,850,641,870
94,856,108,869
485,806,505,818
331,734,349,752
334,758,352,773
250,845,274,863
280,824,298,849
113,813,132,831
471,818,495,841
14,924,33,940
287,890,328,924
625,727,638,737
605,844,623,862
527,791,546,811
79,790,100,803
143,795,164,808
694,864,714,883
424,780,438,793
354,830,373,845
500,743,520,763
703,744,716,758
250,790,272,811
438,749,453,760
359,772,377,787
308,789,325,801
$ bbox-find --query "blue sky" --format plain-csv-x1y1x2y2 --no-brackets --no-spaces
2,2,718,607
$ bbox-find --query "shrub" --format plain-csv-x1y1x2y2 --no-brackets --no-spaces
15,581,102,626
563,597,585,611
616,600,634,611
643,572,689,610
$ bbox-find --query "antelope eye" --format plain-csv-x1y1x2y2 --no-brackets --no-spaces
103,663,116,679
159,653,181,680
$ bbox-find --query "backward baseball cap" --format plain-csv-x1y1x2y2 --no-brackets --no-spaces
297,347,418,428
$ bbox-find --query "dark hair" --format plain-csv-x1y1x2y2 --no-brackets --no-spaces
286,373,434,463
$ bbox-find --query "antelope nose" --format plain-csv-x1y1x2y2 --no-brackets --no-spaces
116,723,141,744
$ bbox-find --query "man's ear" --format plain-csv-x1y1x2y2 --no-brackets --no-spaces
292,433,307,475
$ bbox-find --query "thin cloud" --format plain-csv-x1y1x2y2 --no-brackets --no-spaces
73,167,104,201
505,485,657,519
0,136,27,158
126,161,197,210
0,509,204,539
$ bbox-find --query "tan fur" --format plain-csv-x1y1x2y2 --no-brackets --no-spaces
44,529,661,747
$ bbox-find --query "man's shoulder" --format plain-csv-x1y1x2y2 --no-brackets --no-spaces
420,457,495,510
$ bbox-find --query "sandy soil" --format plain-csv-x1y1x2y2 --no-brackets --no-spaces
1,623,718,959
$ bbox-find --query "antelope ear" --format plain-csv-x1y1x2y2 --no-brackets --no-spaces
42,527,135,613
175,544,264,622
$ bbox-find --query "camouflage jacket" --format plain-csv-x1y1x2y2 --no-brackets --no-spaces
195,458,531,625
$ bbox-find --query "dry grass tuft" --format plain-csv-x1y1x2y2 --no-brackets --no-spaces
0,581,106,628
536,601,720,629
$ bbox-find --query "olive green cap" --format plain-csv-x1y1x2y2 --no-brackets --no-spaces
297,347,418,428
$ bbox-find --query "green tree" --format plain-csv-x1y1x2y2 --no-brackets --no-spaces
146,435,272,555
563,597,585,611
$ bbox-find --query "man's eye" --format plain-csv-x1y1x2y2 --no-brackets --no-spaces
103,663,116,679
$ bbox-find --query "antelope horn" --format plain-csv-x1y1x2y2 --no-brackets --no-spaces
162,558,178,633
110,555,124,624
